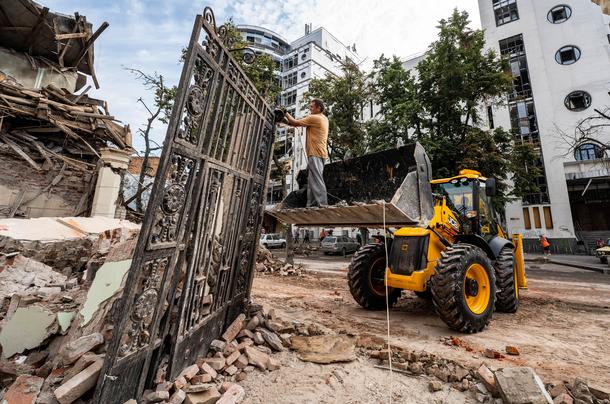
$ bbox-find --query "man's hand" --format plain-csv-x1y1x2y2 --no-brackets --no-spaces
284,111,302,127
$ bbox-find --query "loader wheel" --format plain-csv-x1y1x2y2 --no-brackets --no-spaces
494,247,519,313
348,244,400,310
600,257,608,264
431,244,496,333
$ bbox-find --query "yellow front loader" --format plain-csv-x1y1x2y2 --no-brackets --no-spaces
270,143,526,333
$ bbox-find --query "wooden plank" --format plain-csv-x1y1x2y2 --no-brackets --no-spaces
74,21,109,67
1,135,41,171
70,111,115,120
55,32,88,40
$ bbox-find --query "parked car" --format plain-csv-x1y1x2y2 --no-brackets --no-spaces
260,234,286,249
320,236,360,256
595,238,610,264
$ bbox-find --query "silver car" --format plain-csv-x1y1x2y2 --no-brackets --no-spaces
259,234,286,249
321,236,361,256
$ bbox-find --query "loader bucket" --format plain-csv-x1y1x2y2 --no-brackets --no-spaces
268,142,435,227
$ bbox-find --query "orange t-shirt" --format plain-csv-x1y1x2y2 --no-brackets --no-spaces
295,113,329,158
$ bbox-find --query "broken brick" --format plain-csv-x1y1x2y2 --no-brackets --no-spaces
204,357,226,371
506,345,520,356
221,314,246,342
234,354,248,370
58,333,104,365
217,383,245,404
185,387,221,404
191,374,212,384
178,364,200,381
169,389,187,404
225,351,240,366
244,346,269,370
199,363,218,380
4,375,44,404
477,364,497,396
146,390,170,402
268,357,281,371
174,376,188,390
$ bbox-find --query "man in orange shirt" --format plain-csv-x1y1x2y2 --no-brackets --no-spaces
284,99,329,207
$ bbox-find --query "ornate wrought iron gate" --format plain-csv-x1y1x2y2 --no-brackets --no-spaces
94,8,275,402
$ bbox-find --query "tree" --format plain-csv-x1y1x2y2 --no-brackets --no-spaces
367,55,420,151
558,107,610,160
366,9,540,204
303,61,369,160
125,68,176,214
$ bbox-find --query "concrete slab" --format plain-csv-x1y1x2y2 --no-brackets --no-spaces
0,217,86,241
57,217,139,236
0,255,66,297
79,259,131,325
0,306,56,358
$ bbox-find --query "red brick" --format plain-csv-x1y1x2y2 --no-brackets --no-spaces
221,314,246,342
4,375,44,404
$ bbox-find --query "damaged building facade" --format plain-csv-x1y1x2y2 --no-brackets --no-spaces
0,0,132,220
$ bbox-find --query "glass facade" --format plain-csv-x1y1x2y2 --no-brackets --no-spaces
493,0,520,26
500,34,550,205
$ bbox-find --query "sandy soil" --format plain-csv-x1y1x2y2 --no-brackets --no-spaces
247,258,610,402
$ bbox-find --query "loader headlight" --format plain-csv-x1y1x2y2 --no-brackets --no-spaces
466,210,477,218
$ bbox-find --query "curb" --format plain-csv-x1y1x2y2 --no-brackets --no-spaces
526,257,607,274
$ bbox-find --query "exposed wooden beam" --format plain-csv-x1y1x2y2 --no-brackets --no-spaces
74,21,109,89
55,32,88,40
26,7,50,53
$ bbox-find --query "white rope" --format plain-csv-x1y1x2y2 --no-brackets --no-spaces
382,200,393,404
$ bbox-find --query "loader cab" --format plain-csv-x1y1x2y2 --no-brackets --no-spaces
432,170,498,239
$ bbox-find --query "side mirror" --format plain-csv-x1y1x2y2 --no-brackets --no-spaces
485,178,497,197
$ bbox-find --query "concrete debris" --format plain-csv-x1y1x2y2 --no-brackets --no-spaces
53,360,103,404
217,383,245,404
429,380,443,392
256,246,303,276
494,367,553,404
58,333,104,365
0,254,67,297
290,334,356,364
0,306,56,358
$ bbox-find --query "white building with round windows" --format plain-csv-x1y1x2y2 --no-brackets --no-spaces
478,0,610,252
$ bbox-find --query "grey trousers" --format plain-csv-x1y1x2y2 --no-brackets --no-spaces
307,156,328,207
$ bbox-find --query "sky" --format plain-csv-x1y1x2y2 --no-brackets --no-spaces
43,0,481,153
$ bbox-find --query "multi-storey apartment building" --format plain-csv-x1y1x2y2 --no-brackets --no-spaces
478,0,610,252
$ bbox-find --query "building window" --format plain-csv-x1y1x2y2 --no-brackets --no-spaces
283,90,297,106
283,54,298,71
543,207,554,229
509,100,538,137
301,53,307,61
564,91,592,111
547,5,572,23
493,0,519,26
555,46,581,65
300,71,306,79
532,206,542,228
523,207,531,230
246,35,255,43
574,143,603,161
284,72,297,88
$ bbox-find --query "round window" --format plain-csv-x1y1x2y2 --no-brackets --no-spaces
574,143,604,161
547,5,572,23
555,45,581,65
564,91,592,111
300,72,306,79
301,53,307,60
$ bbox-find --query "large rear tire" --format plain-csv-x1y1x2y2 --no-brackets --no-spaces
494,247,519,313
348,244,400,310
431,244,496,333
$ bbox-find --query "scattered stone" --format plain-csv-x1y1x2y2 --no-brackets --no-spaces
58,333,104,365
146,390,170,402
476,393,488,403
484,348,505,360
217,383,245,404
191,374,213,384
244,346,270,370
571,378,594,404
494,367,553,404
204,357,226,371
291,335,355,364
257,328,284,351
4,375,44,404
200,362,218,380
235,354,249,370
237,329,255,340
184,384,214,393
554,393,574,404
210,339,226,352
506,345,521,356
185,387,221,404
243,366,255,374
174,376,188,390
223,341,237,356
429,380,443,392
477,364,498,396
253,332,264,345
408,362,424,375
550,383,570,398
222,314,246,342
245,316,260,331
588,383,610,400
235,372,247,382
219,382,233,394
224,365,238,376
268,357,281,371
225,350,241,366
169,389,187,404
54,360,103,404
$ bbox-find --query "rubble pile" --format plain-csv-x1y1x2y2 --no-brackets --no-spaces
147,304,291,404
256,246,303,276
0,216,139,403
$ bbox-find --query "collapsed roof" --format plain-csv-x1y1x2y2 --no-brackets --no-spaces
0,0,108,88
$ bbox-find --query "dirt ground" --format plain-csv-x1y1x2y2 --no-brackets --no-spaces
247,254,610,403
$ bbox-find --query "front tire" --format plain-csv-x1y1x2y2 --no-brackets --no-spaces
600,257,608,264
494,247,519,313
431,244,496,333
348,244,400,310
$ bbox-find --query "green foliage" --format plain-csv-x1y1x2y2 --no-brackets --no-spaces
367,55,420,151
303,61,369,160
365,9,539,202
